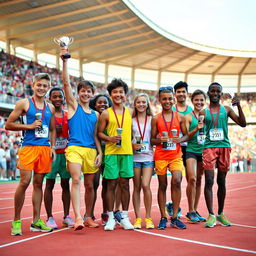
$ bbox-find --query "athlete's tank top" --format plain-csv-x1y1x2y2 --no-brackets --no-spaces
68,104,97,148
105,106,133,155
172,104,192,146
204,105,230,148
154,111,182,161
132,116,154,162
21,98,52,147
54,111,68,154
186,113,204,154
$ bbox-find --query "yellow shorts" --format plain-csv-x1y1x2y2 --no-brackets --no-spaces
65,146,98,174
155,158,184,175
17,146,52,173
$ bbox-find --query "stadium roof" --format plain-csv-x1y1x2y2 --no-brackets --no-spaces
0,0,256,83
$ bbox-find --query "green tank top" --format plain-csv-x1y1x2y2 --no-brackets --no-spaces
172,105,193,116
186,113,204,154
204,105,230,148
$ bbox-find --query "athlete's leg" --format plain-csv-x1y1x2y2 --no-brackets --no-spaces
170,170,182,218
186,158,197,212
132,167,142,218
157,175,167,218
44,179,55,218
217,171,227,215
83,173,96,217
61,178,71,218
194,160,204,211
204,170,215,215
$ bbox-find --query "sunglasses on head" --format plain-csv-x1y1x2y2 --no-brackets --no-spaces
159,86,173,92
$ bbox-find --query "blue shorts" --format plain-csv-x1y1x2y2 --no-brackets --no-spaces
133,161,154,169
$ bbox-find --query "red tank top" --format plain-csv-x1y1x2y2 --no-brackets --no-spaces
154,111,182,161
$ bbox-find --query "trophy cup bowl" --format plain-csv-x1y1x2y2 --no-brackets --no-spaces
53,36,74,59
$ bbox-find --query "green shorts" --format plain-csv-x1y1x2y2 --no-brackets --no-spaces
45,153,71,179
103,154,134,179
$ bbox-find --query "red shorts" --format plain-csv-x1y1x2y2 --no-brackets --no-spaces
203,147,231,172
17,146,52,173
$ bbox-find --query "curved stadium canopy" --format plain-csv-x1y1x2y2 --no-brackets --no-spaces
0,0,255,92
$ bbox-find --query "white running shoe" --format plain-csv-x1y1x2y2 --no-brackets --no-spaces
120,217,134,230
104,218,116,231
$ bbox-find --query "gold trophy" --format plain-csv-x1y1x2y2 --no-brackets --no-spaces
53,36,74,59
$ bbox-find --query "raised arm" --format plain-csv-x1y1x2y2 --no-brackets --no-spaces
61,48,77,112
225,97,246,127
5,99,42,131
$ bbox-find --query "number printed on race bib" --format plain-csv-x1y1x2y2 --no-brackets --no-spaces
55,137,68,149
197,135,206,145
165,141,176,150
209,128,224,141
35,125,49,138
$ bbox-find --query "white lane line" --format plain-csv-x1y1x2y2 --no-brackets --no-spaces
134,229,256,254
228,185,256,192
232,223,256,229
0,228,69,248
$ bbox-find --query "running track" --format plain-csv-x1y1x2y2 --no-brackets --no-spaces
0,172,256,256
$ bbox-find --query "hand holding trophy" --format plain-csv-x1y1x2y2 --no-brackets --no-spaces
53,36,74,59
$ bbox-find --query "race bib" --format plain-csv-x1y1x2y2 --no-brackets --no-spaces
163,140,176,150
209,128,224,141
137,141,149,153
35,125,49,138
55,137,68,149
197,135,206,145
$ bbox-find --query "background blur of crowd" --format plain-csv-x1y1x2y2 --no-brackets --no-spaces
0,50,255,180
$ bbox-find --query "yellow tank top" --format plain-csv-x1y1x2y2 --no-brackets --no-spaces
105,106,133,155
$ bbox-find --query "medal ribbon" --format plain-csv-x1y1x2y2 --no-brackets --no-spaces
32,97,46,121
209,105,220,128
112,106,125,128
162,111,174,136
136,115,147,141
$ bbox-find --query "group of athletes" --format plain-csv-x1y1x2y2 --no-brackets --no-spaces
5,48,246,236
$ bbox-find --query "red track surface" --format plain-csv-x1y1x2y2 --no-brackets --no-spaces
0,172,256,256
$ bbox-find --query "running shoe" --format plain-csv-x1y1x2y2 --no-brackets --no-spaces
120,216,134,230
171,217,187,229
104,218,116,231
101,212,109,226
165,202,182,218
30,219,53,232
195,211,206,222
62,215,75,228
84,217,99,228
157,217,167,230
133,218,142,229
217,213,232,227
145,218,154,229
46,217,58,229
11,220,22,236
186,212,200,223
74,218,84,231
114,210,122,223
205,214,216,228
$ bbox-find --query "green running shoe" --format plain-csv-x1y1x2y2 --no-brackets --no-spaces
205,214,216,228
30,219,53,232
11,220,22,236
217,213,232,226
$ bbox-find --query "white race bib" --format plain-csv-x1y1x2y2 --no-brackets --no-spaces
137,141,149,153
55,137,68,149
35,125,49,138
163,140,176,150
197,135,206,145
209,128,224,141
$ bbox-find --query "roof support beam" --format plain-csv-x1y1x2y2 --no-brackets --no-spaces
237,58,252,95
0,0,26,8
131,68,135,89
104,63,109,87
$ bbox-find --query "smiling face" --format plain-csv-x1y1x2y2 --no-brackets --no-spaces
78,85,94,104
192,94,206,111
49,90,64,108
110,86,126,105
208,85,222,104
95,96,109,114
32,79,50,98
159,92,174,111
134,96,148,114
175,87,188,104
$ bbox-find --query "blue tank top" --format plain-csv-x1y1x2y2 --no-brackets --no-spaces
68,104,97,148
22,98,52,146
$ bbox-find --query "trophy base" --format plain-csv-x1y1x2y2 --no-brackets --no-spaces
62,53,71,59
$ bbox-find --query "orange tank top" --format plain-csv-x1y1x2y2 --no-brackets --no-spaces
154,111,182,161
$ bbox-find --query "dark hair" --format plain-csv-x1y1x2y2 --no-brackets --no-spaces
89,94,112,111
191,89,207,101
77,80,96,94
107,78,128,95
208,82,222,91
49,87,64,98
174,81,188,92
132,93,153,117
